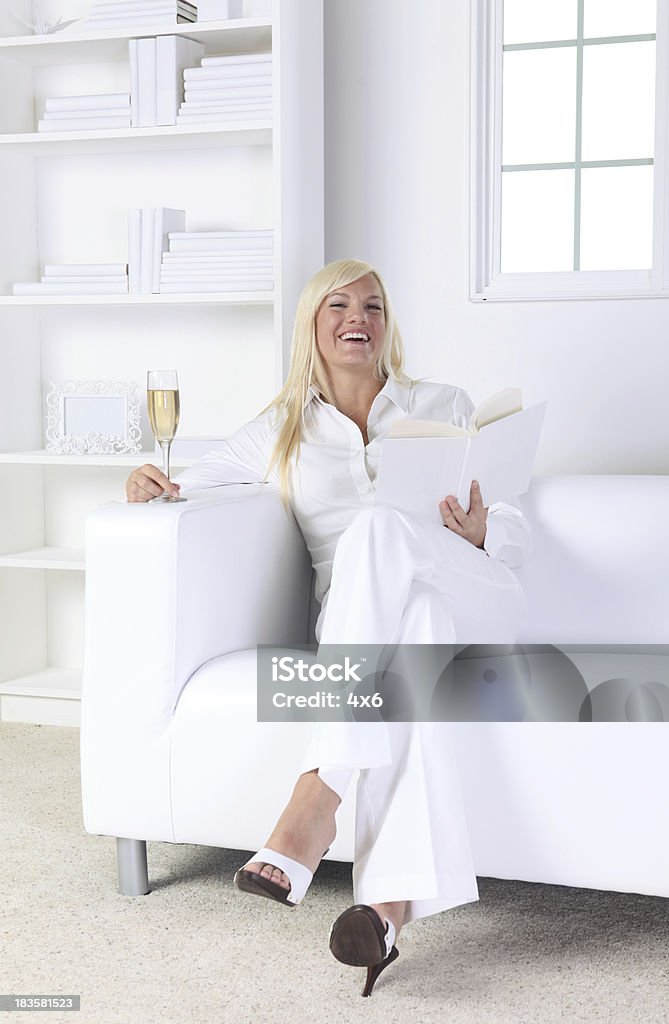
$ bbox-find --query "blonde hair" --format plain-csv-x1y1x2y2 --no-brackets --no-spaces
262,258,411,501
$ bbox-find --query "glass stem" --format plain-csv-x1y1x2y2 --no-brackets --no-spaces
160,440,171,492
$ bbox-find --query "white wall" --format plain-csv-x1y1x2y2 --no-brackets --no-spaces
323,0,669,474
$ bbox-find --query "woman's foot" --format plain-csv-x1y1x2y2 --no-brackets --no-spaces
243,768,340,891
329,901,407,996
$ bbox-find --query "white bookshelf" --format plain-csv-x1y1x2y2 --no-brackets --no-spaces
0,122,272,154
0,546,85,570
0,0,324,726
0,18,272,65
1,668,81,727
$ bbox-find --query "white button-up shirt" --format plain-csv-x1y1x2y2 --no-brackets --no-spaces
172,377,532,605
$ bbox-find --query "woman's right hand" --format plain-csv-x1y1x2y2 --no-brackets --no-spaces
125,464,181,502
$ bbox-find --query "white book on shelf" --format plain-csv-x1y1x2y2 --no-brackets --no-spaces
92,0,197,10
44,263,128,276
42,275,128,283
168,243,272,252
156,35,205,126
170,229,271,238
87,9,197,22
183,81,271,97
162,247,272,255
87,13,196,25
200,52,272,67
140,208,155,293
179,106,272,117
137,38,157,127
45,93,130,112
38,117,131,132
160,266,271,275
129,40,139,127
183,85,271,98
128,208,142,293
160,278,272,286
163,240,270,248
182,92,272,106
161,259,273,268
177,109,270,123
87,4,197,17
169,242,273,253
159,280,272,292
181,95,272,106
183,67,272,84
13,282,129,295
152,208,186,292
43,108,131,120
162,267,273,275
196,0,243,21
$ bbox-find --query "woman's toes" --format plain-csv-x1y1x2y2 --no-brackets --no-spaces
260,863,290,888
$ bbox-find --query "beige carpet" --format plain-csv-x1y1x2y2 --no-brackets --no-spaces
1,721,668,1024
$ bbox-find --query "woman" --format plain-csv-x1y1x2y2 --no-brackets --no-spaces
125,258,531,997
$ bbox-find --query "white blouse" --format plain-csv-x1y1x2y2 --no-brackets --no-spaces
171,376,532,605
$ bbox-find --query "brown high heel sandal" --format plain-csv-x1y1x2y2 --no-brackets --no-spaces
329,904,400,997
233,846,330,907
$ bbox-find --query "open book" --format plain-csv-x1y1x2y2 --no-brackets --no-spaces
374,388,546,521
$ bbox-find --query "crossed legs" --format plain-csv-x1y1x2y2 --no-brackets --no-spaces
243,767,408,940
238,506,525,982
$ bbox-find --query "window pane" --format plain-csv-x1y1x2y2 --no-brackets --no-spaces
501,170,574,272
503,48,577,164
503,0,577,45
584,0,657,39
580,165,654,270
581,42,656,161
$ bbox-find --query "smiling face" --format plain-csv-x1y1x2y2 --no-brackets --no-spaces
314,273,386,378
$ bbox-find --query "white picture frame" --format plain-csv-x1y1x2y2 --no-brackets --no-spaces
45,379,142,455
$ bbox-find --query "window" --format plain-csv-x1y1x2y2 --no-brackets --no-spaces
470,0,669,300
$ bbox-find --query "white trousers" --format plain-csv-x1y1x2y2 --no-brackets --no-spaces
298,506,526,926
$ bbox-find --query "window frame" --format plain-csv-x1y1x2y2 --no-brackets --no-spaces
469,0,669,301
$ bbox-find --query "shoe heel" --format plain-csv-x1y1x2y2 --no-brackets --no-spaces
362,946,399,997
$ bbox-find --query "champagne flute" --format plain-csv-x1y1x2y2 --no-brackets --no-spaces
147,369,187,502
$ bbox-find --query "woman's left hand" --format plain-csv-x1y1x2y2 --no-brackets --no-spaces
440,480,489,549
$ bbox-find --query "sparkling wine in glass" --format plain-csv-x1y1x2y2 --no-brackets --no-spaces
147,369,187,502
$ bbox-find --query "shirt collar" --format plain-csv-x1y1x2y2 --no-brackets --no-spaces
305,375,412,412
377,375,412,413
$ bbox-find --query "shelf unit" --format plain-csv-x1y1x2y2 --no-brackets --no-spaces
0,0,324,726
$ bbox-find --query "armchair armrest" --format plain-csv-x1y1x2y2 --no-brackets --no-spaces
81,484,312,839
82,484,312,732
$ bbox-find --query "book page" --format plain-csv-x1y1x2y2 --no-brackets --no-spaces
374,437,469,524
471,387,522,432
462,403,547,508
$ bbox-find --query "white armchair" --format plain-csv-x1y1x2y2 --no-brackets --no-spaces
80,477,669,901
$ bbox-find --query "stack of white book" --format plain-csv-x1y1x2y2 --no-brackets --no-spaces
177,51,272,125
129,36,204,127
82,0,197,31
13,265,129,296
128,207,186,293
37,93,131,133
159,229,273,292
